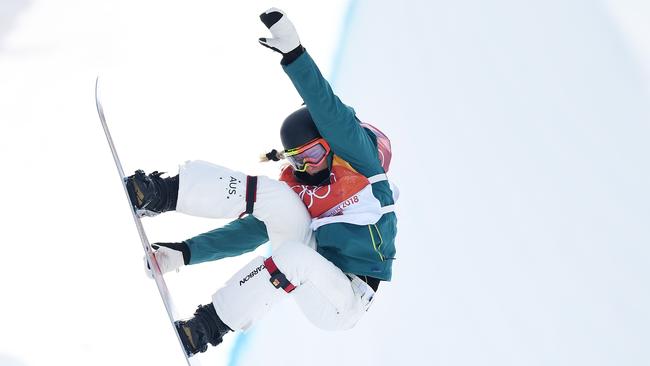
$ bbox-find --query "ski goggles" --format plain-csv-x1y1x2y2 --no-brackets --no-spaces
284,138,331,172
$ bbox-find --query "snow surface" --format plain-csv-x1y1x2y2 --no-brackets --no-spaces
0,1,347,365
1,1,649,366
233,2,650,365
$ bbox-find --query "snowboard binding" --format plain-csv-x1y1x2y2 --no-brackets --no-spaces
175,303,232,357
125,170,178,217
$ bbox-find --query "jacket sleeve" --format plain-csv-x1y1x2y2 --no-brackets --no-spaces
282,51,383,177
185,215,269,265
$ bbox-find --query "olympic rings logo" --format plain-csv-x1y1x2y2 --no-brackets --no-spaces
291,173,336,208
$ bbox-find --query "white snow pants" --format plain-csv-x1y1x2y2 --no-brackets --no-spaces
176,160,375,331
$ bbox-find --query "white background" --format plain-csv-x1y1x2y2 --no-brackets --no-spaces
1,1,649,366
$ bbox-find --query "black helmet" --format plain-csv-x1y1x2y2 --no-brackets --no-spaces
280,107,321,150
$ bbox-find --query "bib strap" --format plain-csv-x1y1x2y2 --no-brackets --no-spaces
368,173,388,184
380,204,396,214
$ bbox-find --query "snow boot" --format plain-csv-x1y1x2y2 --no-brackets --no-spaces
175,303,232,357
125,170,178,217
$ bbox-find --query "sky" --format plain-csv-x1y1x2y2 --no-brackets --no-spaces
1,1,650,366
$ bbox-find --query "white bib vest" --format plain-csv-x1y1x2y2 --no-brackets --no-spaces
279,157,397,230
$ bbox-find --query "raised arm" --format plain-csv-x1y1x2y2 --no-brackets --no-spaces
258,8,383,177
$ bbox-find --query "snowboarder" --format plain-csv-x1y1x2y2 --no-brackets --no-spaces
125,8,398,356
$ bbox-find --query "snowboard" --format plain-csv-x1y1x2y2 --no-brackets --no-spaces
94,77,200,365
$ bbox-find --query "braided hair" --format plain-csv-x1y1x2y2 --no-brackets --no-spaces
259,149,285,162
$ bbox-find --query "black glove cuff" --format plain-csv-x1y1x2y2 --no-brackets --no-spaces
281,45,305,66
153,242,191,265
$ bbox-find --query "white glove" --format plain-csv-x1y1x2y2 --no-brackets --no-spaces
144,242,188,278
258,8,304,64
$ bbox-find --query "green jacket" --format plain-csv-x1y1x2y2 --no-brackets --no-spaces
185,52,397,281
